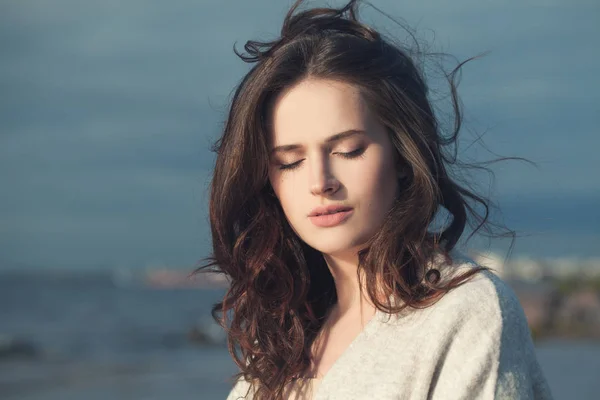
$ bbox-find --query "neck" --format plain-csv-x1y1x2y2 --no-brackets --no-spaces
322,250,372,316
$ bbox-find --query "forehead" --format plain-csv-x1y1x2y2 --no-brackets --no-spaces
269,78,374,145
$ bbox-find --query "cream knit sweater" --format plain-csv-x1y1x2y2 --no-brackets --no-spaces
226,253,553,400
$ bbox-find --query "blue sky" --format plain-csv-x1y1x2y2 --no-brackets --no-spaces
1,0,598,269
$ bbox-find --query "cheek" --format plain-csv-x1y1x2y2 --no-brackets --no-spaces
269,174,301,219
355,154,397,211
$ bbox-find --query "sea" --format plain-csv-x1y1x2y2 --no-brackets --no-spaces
0,271,599,400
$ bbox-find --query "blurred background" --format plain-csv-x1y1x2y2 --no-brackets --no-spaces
0,0,598,399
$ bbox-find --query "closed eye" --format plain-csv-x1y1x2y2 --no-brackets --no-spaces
278,159,304,171
336,147,366,159
276,147,366,171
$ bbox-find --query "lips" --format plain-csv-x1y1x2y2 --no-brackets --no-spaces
308,205,353,217
308,205,354,228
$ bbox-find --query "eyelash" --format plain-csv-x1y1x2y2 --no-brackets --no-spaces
278,147,366,171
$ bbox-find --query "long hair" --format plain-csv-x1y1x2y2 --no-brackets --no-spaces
195,1,517,398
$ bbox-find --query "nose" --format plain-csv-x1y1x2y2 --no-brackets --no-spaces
309,155,340,196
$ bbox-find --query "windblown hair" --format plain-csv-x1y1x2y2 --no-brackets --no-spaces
196,1,516,399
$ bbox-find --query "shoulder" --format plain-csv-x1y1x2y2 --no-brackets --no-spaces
226,377,255,400
432,250,530,336
382,249,537,367
382,250,533,354
417,252,553,398
385,250,529,337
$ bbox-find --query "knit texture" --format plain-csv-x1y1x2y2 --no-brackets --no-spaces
226,253,553,400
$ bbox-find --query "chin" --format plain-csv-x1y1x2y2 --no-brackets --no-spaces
303,235,367,258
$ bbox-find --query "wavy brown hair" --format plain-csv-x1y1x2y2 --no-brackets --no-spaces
195,1,519,398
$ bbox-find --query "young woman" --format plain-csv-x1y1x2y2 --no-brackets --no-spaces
199,1,553,399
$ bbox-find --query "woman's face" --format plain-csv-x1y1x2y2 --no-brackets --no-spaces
268,78,399,257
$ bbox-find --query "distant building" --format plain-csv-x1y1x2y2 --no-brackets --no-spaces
508,280,560,336
144,269,229,289
555,289,600,337
509,257,548,282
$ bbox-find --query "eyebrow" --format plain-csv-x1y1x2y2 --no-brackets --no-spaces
270,129,366,154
